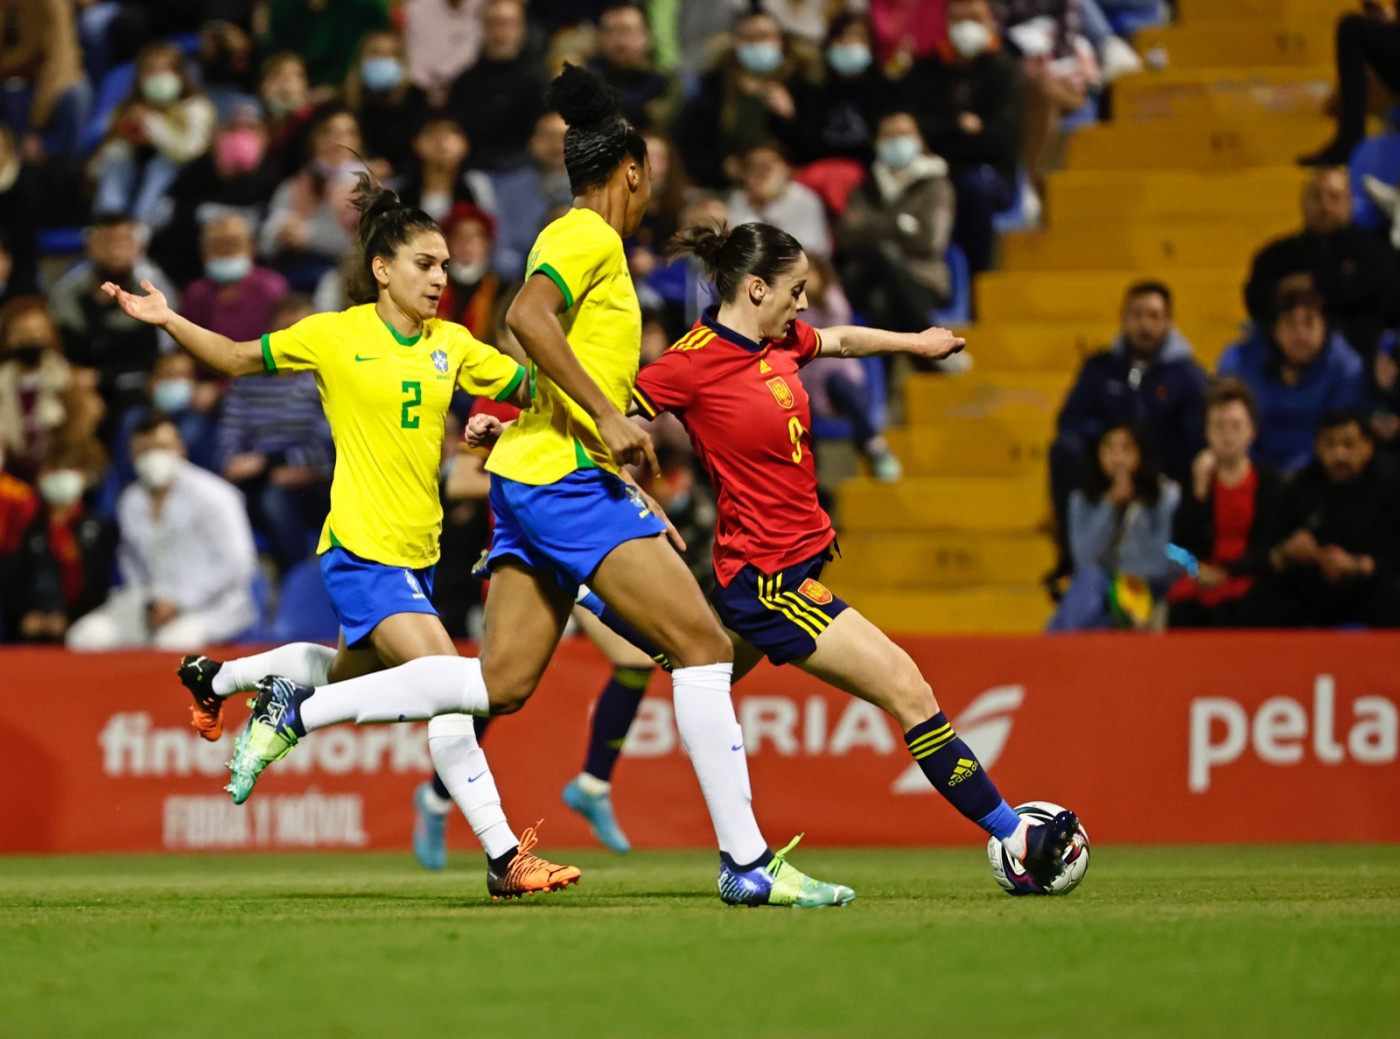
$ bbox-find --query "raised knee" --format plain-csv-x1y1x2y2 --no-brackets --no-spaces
484,672,535,716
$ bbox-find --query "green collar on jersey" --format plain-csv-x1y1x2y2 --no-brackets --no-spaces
380,315,423,347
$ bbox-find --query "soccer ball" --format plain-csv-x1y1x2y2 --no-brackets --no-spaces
987,801,1090,896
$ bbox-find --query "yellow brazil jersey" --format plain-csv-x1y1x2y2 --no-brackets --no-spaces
486,206,642,486
260,304,524,569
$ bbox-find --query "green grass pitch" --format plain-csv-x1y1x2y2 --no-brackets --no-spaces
2,846,1397,1038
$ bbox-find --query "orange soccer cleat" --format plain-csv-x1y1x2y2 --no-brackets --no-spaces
178,654,225,741
486,822,582,900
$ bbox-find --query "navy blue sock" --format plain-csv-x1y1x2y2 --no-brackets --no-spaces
430,770,451,801
905,713,1022,839
577,589,671,670
474,714,492,740
720,848,773,873
582,666,653,781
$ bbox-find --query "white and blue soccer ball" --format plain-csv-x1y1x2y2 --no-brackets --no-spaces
987,801,1090,896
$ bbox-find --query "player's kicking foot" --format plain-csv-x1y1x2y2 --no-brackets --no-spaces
718,834,855,908
412,782,449,871
486,822,582,900
562,776,630,854
225,676,306,805
1005,809,1079,892
178,654,225,741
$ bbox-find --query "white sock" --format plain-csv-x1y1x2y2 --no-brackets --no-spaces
212,643,337,696
428,714,518,859
576,772,610,796
671,663,767,863
298,656,490,733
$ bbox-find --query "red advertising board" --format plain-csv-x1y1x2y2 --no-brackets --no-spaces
2,632,1397,854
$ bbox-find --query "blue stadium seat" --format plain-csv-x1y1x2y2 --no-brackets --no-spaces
79,60,134,154
931,242,972,328
267,557,340,643
992,167,1035,235
1107,2,1170,38
1348,130,1400,232
810,354,887,442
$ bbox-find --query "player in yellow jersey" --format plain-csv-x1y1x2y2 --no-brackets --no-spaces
474,64,853,907
101,175,580,900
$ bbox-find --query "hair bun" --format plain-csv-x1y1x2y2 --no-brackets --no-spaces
545,62,623,128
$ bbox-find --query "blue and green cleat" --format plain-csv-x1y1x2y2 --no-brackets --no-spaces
225,676,306,804
562,777,630,854
718,834,855,908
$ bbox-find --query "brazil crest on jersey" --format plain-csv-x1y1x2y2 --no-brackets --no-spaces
632,308,835,587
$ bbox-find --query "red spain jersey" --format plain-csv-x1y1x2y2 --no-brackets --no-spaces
633,309,835,587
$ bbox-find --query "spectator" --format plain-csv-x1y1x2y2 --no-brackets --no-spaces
758,0,834,44
438,203,502,337
0,127,42,296
0,297,74,482
182,213,290,344
89,41,218,226
112,351,219,486
1375,332,1400,448
1167,378,1283,629
396,116,489,225
488,111,572,279
197,16,260,116
801,256,903,481
446,0,549,172
0,0,90,158
263,0,392,90
1299,3,1400,166
1256,409,1400,627
1078,0,1147,82
1048,421,1180,631
870,0,947,71
402,0,486,107
835,112,954,333
258,52,316,181
343,29,434,174
1217,289,1368,473
1244,167,1398,364
671,0,751,78
1052,280,1206,539
908,0,1025,272
0,439,40,634
0,231,30,309
3,443,117,643
148,104,282,286
796,13,898,166
673,10,817,190
48,214,178,413
66,412,258,651
259,108,364,291
727,143,832,257
590,2,673,131
213,293,332,574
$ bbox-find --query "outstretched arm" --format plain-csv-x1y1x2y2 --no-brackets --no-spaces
101,280,267,377
817,324,966,363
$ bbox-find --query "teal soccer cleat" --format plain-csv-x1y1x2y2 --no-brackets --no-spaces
225,677,305,804
412,782,449,870
562,777,631,854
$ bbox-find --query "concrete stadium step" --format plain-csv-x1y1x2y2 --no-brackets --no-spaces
1177,0,1353,21
839,476,1044,532
1136,20,1338,69
1000,218,1293,272
830,532,1056,588
976,269,1245,322
1115,65,1332,121
1046,168,1309,223
882,425,1047,478
1065,115,1332,170
963,319,1244,372
903,371,1072,418
832,585,1052,634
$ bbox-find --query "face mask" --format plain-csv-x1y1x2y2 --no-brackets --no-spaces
360,56,405,92
141,72,183,104
39,469,85,508
736,41,783,75
205,254,252,285
449,259,489,285
877,135,921,169
264,95,294,118
827,43,872,77
151,378,195,413
9,344,45,367
216,128,265,174
135,448,182,490
948,19,993,59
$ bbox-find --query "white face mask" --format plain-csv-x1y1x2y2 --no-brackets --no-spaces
948,19,993,59
134,448,181,490
39,469,85,507
449,259,489,285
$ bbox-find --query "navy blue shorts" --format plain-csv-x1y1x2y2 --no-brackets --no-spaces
486,468,667,588
320,547,437,648
710,549,849,665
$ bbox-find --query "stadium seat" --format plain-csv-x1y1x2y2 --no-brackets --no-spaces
931,242,972,327
809,355,887,442
992,168,1036,235
1107,2,1170,38
79,61,134,155
267,558,340,643
1348,130,1400,232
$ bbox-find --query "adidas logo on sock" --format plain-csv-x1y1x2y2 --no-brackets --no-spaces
947,758,979,786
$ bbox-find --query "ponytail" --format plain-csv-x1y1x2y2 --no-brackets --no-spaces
667,221,805,303
345,170,442,304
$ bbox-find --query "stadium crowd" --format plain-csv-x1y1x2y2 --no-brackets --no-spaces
2,0,1398,645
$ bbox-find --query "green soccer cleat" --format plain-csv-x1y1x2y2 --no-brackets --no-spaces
717,834,856,908
225,676,305,805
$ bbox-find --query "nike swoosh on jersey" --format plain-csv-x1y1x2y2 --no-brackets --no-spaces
354,354,380,362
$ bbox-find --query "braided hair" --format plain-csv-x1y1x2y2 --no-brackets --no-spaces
346,171,443,304
545,62,647,194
